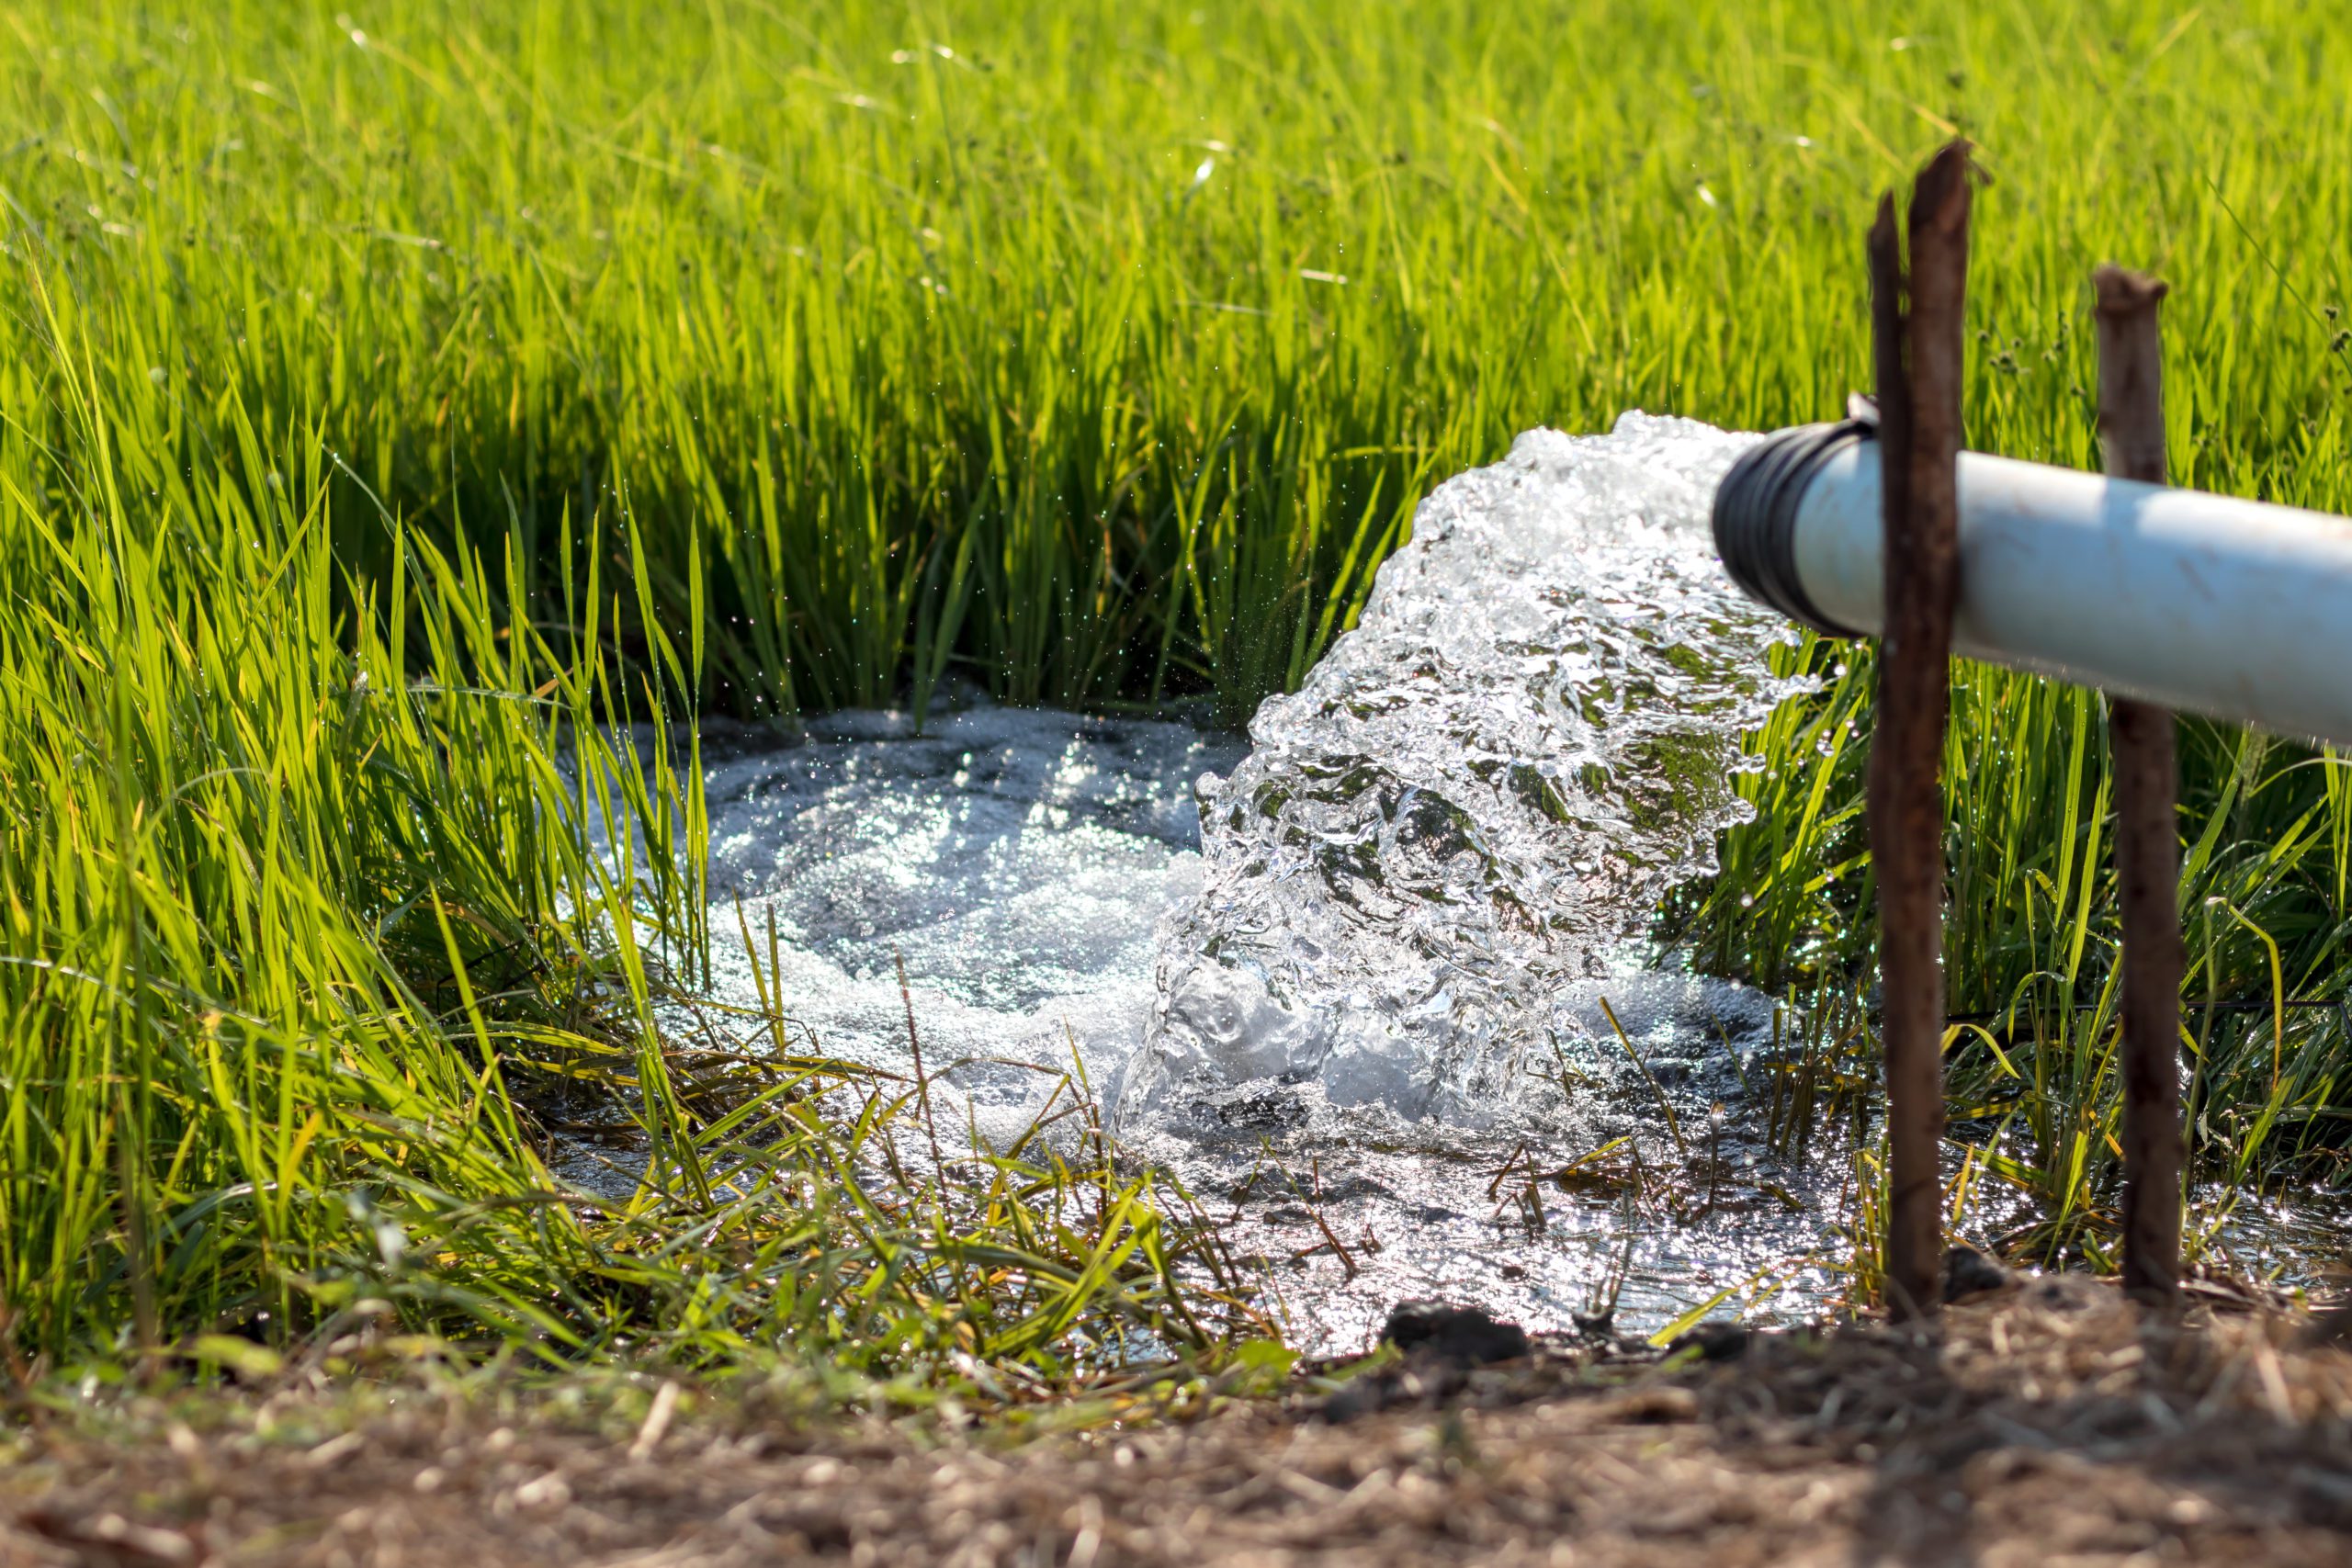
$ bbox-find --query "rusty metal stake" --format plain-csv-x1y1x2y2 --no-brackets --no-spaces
2094,265,2185,1303
1866,141,1972,1320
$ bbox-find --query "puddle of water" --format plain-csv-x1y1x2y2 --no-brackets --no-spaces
678,683,1852,1352
691,702,1245,1156
673,694,1860,1348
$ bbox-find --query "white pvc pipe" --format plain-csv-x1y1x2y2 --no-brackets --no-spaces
1720,433,2352,748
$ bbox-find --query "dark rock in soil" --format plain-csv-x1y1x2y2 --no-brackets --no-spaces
1380,1302,1531,1367
1661,1320,1749,1362
1942,1243,2015,1302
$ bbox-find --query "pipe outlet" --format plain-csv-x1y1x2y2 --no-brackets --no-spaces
1713,423,2352,748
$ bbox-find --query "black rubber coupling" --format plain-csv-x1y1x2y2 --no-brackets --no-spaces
1711,417,1875,637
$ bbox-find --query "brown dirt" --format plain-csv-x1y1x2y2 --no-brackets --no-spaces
7,1280,2352,1567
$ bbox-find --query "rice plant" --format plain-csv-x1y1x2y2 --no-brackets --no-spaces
1667,634,2352,1250
0,249,1248,1381
4,0,2350,1361
6,0,2344,725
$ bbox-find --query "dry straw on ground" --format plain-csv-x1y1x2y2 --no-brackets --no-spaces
7,1279,2352,1567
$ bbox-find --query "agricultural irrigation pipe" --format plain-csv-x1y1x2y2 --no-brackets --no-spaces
1713,415,2352,749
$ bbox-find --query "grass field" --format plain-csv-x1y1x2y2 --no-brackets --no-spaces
3,0,2350,1367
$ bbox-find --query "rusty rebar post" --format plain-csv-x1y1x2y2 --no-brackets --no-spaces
2094,264,2184,1303
1867,141,1972,1320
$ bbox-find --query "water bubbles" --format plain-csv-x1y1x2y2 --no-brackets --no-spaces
1119,415,1785,1129
663,701,1242,1158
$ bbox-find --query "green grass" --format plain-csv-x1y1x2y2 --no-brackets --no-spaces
9,0,2346,724
3,0,2351,1363
1669,637,2352,1268
0,259,1253,1382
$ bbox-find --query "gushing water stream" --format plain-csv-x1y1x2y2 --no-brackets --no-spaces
663,415,1881,1350
1114,414,1792,1128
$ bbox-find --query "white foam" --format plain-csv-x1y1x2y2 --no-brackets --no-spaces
689,702,1245,1145
1114,414,1801,1129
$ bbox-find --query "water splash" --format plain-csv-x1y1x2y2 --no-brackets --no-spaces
1114,414,1796,1131
657,415,1855,1347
